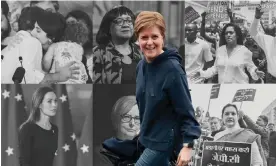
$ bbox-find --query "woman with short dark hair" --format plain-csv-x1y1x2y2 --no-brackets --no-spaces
93,5,143,84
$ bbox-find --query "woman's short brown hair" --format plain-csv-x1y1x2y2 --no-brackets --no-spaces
134,11,166,39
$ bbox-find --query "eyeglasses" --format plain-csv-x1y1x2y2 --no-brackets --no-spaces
121,114,140,124
113,18,133,26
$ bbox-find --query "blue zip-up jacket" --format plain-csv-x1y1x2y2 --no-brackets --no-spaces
136,48,201,151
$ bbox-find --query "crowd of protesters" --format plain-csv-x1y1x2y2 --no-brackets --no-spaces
193,105,276,166
181,4,275,84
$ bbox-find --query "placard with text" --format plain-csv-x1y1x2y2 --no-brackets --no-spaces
201,141,251,166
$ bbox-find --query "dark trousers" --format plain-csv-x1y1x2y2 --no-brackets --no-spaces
268,157,276,166
267,72,276,83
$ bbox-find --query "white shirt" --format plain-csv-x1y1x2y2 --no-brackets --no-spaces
185,38,213,84
1,31,44,84
249,18,276,77
49,42,87,84
200,45,259,83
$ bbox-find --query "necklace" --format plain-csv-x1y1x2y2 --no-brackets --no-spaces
115,45,132,56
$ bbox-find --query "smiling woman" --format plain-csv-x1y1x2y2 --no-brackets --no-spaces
212,103,267,166
134,11,201,166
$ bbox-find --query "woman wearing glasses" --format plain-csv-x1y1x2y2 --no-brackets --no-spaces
110,95,140,140
94,95,140,166
93,5,143,84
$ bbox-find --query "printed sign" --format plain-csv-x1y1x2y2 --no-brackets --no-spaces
206,1,230,21
261,1,276,11
184,6,200,24
232,89,256,102
210,84,220,99
201,141,251,166
234,19,245,26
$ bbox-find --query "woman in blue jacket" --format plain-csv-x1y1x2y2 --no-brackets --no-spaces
134,11,201,166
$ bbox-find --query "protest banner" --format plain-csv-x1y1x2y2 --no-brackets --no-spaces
234,19,245,26
206,84,220,116
206,1,230,22
210,84,221,99
261,1,276,12
201,141,251,166
232,89,256,102
184,6,200,24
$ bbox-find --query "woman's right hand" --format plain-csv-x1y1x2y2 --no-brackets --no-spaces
255,4,264,19
55,61,80,82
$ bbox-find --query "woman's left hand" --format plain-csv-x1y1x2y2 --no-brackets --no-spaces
176,147,192,166
255,70,265,79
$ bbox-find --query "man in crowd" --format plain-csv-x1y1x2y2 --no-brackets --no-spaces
184,23,213,84
249,4,276,83
209,117,224,137
267,123,276,166
239,111,269,160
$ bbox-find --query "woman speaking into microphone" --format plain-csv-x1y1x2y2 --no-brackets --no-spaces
19,86,58,166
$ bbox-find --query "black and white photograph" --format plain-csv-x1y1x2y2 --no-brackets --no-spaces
183,0,276,84
92,1,186,84
1,84,92,166
1,1,93,84
189,84,276,166
93,84,138,166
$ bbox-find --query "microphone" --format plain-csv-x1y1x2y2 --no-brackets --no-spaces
18,56,26,83
1,55,3,61
12,67,25,84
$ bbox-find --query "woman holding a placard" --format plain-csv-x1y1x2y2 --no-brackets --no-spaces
213,103,266,166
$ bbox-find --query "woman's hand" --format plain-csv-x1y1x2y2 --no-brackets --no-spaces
255,69,265,79
55,61,80,82
201,12,207,18
238,110,245,119
176,147,192,166
227,8,233,18
255,4,264,19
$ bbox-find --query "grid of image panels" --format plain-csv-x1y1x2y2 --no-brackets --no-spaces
1,1,276,166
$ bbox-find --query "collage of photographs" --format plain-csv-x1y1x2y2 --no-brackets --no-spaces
1,0,275,166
